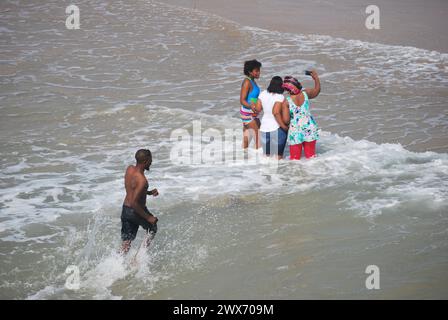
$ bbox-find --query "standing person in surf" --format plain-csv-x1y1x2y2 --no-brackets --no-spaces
282,70,321,160
120,149,159,254
254,76,290,159
240,59,262,150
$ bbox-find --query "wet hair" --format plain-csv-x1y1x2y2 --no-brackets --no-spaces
243,59,262,76
267,76,284,94
283,76,302,94
135,149,152,164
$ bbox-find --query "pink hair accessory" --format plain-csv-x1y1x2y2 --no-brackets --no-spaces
282,82,301,95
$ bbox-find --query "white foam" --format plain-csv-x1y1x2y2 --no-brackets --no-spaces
2,111,447,241
79,253,127,300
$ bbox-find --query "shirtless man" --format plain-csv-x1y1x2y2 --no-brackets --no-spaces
120,149,158,254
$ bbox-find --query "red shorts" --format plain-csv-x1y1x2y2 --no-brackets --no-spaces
289,140,316,160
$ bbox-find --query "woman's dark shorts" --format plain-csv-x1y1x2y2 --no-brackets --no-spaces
121,205,158,241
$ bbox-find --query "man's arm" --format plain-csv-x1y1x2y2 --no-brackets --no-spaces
130,177,154,223
305,70,321,99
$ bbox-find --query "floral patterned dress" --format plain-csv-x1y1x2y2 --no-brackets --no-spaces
287,91,320,145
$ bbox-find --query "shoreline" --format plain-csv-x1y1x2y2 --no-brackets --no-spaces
158,0,448,53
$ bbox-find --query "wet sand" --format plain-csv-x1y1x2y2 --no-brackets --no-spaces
159,0,448,53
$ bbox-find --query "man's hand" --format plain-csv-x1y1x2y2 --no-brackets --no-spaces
310,70,319,80
147,215,158,225
148,188,159,197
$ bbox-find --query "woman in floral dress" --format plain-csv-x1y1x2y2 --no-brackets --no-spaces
282,70,321,159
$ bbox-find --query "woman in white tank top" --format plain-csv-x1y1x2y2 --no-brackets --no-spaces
254,76,290,159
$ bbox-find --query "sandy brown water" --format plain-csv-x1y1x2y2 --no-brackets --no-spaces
0,0,447,299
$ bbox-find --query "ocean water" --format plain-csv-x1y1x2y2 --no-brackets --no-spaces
0,0,447,299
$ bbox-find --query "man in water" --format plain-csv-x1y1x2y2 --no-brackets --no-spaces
120,149,159,254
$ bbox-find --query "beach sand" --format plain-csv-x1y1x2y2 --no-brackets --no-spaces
159,0,448,53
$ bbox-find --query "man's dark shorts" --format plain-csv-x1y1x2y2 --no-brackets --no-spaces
121,205,158,241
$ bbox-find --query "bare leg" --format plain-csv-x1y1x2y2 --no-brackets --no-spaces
253,118,261,149
242,124,251,149
255,130,260,149
243,119,260,149
129,230,155,265
143,230,156,249
120,240,131,255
